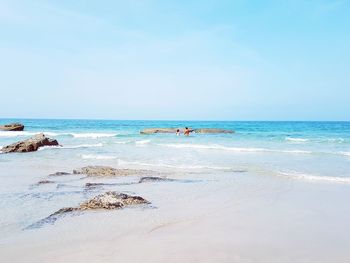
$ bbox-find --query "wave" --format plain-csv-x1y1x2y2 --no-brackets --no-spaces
0,131,118,139
339,151,350,157
278,171,350,184
79,155,233,170
38,143,103,151
157,143,312,154
0,131,38,137
285,137,309,143
70,133,118,138
135,139,151,145
81,154,117,160
114,140,132,144
117,159,233,170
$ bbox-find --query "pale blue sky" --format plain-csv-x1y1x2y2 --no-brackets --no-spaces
0,0,349,120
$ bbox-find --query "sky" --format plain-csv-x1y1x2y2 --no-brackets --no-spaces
0,0,349,121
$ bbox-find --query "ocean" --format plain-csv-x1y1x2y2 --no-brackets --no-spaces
1,119,350,259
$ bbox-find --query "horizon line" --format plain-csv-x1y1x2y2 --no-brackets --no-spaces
0,117,349,122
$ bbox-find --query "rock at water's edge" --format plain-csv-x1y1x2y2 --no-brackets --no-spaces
139,176,174,183
51,191,149,215
0,123,24,131
1,133,59,153
73,165,151,176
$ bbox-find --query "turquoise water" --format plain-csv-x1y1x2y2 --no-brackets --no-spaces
1,119,350,179
1,119,350,239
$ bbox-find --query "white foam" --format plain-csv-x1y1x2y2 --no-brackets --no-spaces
325,138,345,142
339,151,350,157
81,154,117,160
71,133,117,138
278,171,350,184
285,137,309,143
135,140,151,145
0,131,37,137
38,143,103,151
114,141,132,144
158,143,312,154
117,159,232,170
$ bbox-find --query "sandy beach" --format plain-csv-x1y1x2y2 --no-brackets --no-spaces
1,162,350,263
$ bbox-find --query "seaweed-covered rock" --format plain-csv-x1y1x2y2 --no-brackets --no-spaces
0,123,24,131
1,133,59,153
80,191,148,210
30,192,150,229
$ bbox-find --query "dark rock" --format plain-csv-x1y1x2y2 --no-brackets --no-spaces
139,176,174,183
1,133,59,153
73,165,151,177
49,172,71,176
0,123,24,131
37,180,55,185
51,207,79,216
30,192,150,228
61,191,149,212
85,182,108,188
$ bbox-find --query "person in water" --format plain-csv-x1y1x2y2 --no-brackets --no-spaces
184,127,190,136
176,129,180,136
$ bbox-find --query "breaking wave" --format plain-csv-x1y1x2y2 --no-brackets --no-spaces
81,154,117,160
38,143,103,151
278,171,350,184
157,143,312,154
285,137,309,143
69,133,118,138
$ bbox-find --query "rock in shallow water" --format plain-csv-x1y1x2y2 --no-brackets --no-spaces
49,171,71,176
37,180,55,185
73,165,151,176
139,176,175,183
80,191,149,210
140,127,234,134
0,123,24,131
1,133,59,153
29,192,150,228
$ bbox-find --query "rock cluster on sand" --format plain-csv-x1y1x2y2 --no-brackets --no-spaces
140,128,234,134
73,165,151,176
0,123,24,131
1,133,59,153
80,191,149,210
49,191,149,216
